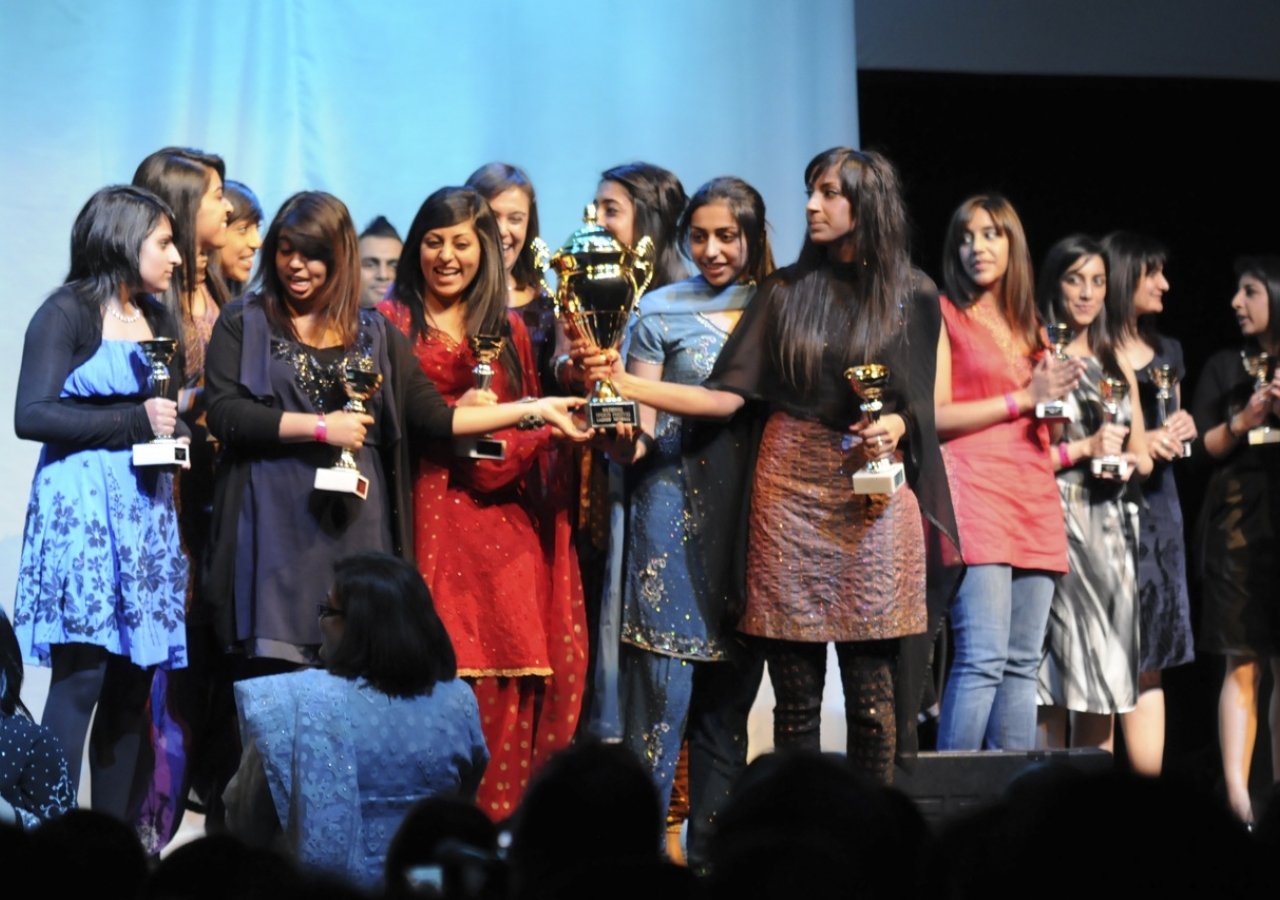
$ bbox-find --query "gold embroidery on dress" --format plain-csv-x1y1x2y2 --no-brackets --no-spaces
967,301,1033,386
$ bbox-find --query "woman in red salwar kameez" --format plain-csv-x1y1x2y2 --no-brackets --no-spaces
379,186,585,820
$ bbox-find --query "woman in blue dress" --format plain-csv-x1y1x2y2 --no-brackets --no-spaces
602,177,772,866
12,185,189,817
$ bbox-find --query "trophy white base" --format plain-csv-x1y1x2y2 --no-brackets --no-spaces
1035,402,1073,423
1180,440,1193,458
587,398,640,429
132,441,189,467
1248,427,1280,446
1091,456,1130,479
314,466,369,500
455,436,506,460
852,462,905,495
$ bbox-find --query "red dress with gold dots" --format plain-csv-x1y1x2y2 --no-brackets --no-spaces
380,302,586,819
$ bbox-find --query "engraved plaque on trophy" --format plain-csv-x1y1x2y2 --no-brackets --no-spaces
1091,376,1130,479
313,363,383,500
1149,364,1192,458
1036,323,1074,423
549,206,655,429
132,337,190,467
845,364,906,495
1241,352,1280,445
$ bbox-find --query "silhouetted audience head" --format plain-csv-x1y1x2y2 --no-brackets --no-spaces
385,795,501,899
33,809,148,897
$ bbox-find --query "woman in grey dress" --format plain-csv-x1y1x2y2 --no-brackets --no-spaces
1035,235,1152,751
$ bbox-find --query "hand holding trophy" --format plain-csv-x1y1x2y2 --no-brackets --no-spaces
1036,323,1074,423
455,334,507,460
549,206,655,429
132,337,190,467
845,364,905,495
314,361,383,500
1091,377,1130,479
1240,351,1280,445
1149,364,1192,458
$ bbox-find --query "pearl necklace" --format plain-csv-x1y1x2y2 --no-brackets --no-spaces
106,301,142,324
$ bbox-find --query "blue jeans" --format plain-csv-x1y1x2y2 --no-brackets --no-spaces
937,564,1055,750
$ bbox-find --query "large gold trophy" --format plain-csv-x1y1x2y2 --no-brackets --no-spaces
545,206,655,429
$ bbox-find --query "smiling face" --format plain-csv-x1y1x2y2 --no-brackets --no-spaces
219,217,262,284
958,209,1010,290
805,164,854,246
1059,253,1107,330
487,186,530,275
1232,274,1271,338
275,232,329,305
688,200,748,287
1133,263,1170,316
594,179,636,248
138,216,183,294
196,170,233,251
420,220,481,306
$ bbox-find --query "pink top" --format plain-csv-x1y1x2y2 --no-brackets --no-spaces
939,296,1067,573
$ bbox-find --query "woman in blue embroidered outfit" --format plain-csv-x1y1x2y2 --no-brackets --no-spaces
12,185,189,816
603,177,772,864
225,552,488,888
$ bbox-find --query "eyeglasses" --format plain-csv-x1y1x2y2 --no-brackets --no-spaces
316,602,345,619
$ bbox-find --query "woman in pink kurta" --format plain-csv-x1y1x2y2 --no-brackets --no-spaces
934,194,1077,750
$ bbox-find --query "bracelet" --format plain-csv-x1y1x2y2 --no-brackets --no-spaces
1226,415,1243,439
1004,392,1020,420
552,354,573,387
636,433,657,457
517,413,546,431
1057,442,1073,469
314,413,327,443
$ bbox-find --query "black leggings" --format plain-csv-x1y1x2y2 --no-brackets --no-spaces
44,643,153,819
765,638,897,784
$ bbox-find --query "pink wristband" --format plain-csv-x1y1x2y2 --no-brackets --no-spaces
314,413,327,443
1058,442,1072,469
1004,392,1019,420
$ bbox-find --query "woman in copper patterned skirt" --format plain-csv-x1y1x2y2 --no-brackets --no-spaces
609,148,958,782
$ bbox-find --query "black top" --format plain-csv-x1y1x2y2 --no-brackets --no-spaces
15,287,188,449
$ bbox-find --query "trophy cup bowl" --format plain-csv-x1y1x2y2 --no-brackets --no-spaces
314,364,384,500
1091,376,1130,479
458,334,507,460
1036,323,1074,423
845,364,905,495
132,337,189,467
550,206,655,429
1240,352,1280,445
1149,364,1192,458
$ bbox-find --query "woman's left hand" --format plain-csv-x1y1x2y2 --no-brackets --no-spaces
536,396,592,441
850,413,906,464
1117,451,1141,482
1163,409,1197,444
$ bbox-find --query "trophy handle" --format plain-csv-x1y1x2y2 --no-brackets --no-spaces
530,236,557,300
631,236,656,300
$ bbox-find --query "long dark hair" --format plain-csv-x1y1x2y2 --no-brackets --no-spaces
132,146,229,317
1,613,32,719
1235,256,1280,353
325,553,457,698
1036,235,1123,379
66,185,175,311
600,163,688,290
465,162,543,293
255,191,363,348
391,187,521,391
677,176,775,286
772,148,912,393
942,194,1041,352
1101,231,1168,354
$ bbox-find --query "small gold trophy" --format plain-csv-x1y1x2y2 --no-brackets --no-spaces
1091,377,1130,479
313,362,383,500
549,206,655,429
1241,352,1279,445
456,334,507,460
132,337,189,467
1036,323,1074,423
1149,364,1191,458
845,364,905,495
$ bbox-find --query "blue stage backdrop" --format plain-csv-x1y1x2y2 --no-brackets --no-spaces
0,0,860,629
